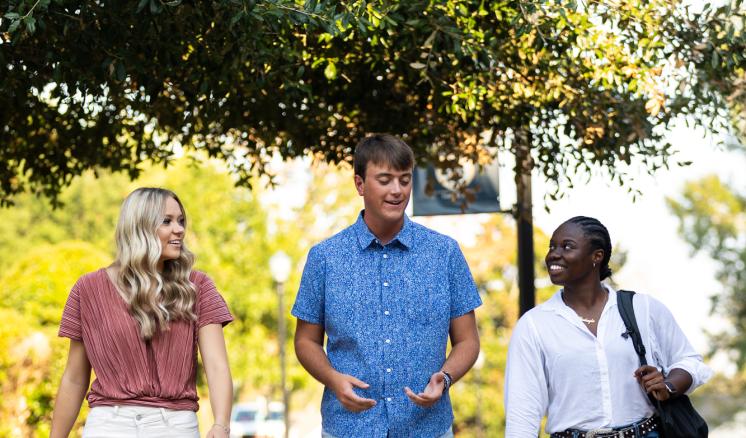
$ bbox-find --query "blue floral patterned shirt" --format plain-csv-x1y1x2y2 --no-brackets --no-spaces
291,212,482,438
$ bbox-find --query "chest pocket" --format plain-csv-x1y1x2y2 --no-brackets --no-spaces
406,286,450,326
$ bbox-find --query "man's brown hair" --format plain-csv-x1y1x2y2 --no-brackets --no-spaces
353,134,414,180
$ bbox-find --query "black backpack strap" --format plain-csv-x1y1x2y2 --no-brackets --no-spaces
617,290,670,410
616,290,648,366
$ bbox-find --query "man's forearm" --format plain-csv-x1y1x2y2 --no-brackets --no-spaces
295,338,340,387
441,337,480,382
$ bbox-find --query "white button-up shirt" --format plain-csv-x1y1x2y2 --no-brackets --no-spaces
505,285,712,436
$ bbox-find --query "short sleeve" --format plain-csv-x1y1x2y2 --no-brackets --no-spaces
448,239,482,318
291,245,325,325
194,272,233,328
59,279,83,341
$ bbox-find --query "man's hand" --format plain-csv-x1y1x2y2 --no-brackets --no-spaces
329,372,377,413
634,365,670,401
404,372,445,408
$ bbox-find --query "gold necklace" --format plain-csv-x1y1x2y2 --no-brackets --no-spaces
561,290,607,326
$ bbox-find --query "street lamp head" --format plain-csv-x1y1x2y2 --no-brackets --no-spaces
269,250,292,283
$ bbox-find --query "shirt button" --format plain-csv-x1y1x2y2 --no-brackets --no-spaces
386,368,392,372
383,282,389,287
383,254,389,259
385,339,391,344
386,397,392,401
135,414,142,421
384,310,390,315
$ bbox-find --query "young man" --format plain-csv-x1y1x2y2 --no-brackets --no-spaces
292,134,482,437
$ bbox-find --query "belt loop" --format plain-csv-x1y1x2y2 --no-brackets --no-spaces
634,423,641,438
160,408,170,426
113,405,119,418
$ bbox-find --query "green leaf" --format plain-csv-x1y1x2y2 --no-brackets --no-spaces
136,0,149,13
24,16,36,34
324,62,337,80
230,11,244,27
4,12,20,19
8,19,20,33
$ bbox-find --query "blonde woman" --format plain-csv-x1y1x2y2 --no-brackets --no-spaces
50,188,233,437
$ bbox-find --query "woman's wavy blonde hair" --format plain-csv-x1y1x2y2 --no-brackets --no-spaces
114,187,197,340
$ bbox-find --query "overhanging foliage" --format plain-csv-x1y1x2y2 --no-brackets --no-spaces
1,0,745,205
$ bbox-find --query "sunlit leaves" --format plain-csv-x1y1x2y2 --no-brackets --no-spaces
1,0,745,205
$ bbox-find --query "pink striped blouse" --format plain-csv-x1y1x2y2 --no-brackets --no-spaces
58,268,233,411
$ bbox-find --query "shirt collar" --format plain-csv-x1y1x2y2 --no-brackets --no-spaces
541,283,618,315
353,211,414,250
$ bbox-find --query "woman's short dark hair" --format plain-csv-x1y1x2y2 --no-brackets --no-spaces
565,216,613,280
353,134,414,180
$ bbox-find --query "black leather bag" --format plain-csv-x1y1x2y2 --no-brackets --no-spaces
616,290,708,438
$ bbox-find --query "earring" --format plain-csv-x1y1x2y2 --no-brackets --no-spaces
593,262,596,268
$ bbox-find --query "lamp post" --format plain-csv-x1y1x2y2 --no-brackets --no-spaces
269,251,292,438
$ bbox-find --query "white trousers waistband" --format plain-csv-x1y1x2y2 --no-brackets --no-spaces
82,405,199,438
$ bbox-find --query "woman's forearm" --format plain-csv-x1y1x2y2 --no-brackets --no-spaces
206,362,233,425
50,340,91,438
50,376,88,437
198,324,233,430
667,368,694,396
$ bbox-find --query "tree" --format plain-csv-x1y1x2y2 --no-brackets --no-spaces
668,172,746,368
0,155,372,433
0,241,110,437
2,1,745,205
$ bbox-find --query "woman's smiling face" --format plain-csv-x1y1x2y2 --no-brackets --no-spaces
156,196,185,269
545,222,601,286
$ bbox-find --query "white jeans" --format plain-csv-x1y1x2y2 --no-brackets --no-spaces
82,405,200,438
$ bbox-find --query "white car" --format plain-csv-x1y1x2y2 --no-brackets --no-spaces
259,401,286,438
230,402,266,438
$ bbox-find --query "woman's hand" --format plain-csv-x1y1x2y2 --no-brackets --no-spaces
206,423,230,438
634,365,670,401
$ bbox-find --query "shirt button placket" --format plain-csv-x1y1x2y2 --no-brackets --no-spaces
381,248,394,400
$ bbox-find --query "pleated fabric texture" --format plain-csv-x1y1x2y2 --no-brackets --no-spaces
59,269,233,411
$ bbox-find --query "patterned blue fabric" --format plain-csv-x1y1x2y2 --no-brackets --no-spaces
292,212,482,438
